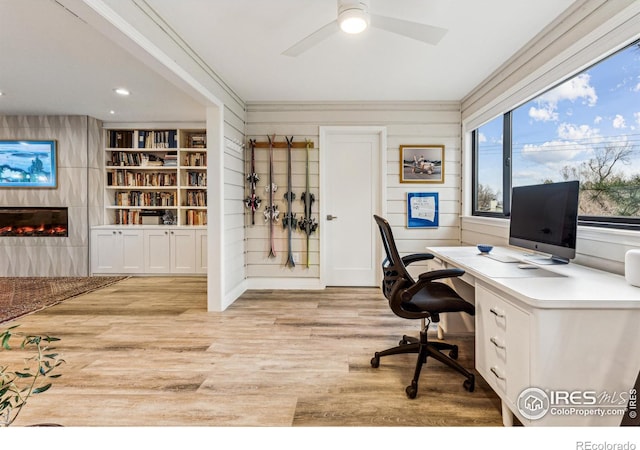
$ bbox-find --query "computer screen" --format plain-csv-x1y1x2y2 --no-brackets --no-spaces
508,180,580,264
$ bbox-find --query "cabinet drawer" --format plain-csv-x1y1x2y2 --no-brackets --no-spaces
475,283,530,406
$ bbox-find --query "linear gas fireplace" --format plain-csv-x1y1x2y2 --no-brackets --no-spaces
0,207,68,237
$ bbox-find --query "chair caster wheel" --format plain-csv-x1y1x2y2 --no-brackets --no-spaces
449,346,458,359
399,335,409,345
463,375,475,392
370,354,380,368
405,383,418,399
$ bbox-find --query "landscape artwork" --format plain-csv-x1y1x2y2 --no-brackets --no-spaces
0,140,57,188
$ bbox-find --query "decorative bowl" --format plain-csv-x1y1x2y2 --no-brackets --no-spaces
477,244,493,254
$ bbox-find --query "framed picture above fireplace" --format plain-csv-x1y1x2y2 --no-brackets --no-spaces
0,140,57,188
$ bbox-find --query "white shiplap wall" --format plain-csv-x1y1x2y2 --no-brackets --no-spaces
460,0,640,275
245,101,462,284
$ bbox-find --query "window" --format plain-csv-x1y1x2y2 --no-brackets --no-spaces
473,115,505,213
473,40,640,228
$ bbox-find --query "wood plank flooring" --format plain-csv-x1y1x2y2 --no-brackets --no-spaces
4,277,503,426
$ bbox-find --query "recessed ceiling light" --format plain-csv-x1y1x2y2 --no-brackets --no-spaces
0,91,4,96
109,110,115,115
114,88,130,96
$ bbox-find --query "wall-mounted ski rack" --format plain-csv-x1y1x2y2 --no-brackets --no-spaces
252,140,315,149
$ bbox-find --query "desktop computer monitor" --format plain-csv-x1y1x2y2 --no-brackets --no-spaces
508,180,580,264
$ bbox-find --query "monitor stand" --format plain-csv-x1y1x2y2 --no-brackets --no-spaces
522,253,569,265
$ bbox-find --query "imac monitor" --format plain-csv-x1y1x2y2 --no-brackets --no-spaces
509,180,579,264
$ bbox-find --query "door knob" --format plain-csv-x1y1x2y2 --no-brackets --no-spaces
326,214,338,221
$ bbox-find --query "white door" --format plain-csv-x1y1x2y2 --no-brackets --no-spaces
321,127,385,286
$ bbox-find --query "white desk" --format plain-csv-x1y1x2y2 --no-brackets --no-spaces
427,246,640,426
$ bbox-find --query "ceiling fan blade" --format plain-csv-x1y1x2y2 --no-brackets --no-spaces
370,14,447,45
282,20,340,57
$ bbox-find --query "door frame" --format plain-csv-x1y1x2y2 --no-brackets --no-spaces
319,126,387,288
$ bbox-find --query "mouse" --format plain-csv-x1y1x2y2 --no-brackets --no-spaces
517,264,538,269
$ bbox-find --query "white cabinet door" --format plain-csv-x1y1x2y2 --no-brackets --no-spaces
170,229,196,273
121,229,144,271
195,229,207,274
91,228,144,274
91,229,121,273
144,229,171,273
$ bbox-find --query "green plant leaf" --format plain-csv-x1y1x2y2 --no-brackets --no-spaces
14,372,33,379
32,384,51,394
1,333,11,350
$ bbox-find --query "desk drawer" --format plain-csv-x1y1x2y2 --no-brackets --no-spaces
475,284,530,407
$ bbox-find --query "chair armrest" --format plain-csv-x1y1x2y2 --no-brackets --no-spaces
401,268,465,302
417,268,465,282
401,253,434,266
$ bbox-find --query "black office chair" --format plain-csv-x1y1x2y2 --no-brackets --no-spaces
371,215,476,398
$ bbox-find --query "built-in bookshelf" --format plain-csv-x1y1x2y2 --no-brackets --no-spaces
104,128,207,226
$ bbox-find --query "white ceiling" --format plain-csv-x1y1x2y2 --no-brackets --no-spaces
0,0,576,123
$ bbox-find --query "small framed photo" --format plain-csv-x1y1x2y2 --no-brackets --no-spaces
399,144,444,184
0,140,57,188
407,192,439,228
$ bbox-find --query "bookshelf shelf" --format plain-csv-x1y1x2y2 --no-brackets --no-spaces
103,128,207,226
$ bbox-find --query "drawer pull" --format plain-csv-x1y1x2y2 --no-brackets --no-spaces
490,366,506,381
490,337,506,349
489,307,505,318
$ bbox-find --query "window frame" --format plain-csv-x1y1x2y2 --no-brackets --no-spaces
471,39,640,231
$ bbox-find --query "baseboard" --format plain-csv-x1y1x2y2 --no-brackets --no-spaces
223,279,248,310
245,277,325,290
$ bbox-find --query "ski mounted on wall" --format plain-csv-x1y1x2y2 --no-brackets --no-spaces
263,134,279,258
244,139,261,225
283,136,296,268
298,139,318,268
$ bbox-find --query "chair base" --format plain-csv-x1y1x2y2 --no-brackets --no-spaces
370,329,475,398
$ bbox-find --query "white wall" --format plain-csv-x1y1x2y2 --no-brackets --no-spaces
460,1,640,275
245,101,462,284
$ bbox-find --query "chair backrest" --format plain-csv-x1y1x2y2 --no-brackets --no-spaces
373,215,415,301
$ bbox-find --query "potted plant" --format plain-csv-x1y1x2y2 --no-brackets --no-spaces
0,325,65,427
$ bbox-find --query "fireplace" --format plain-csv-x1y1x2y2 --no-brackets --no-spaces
0,207,68,237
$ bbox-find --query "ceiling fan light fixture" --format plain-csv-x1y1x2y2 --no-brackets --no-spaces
338,3,369,34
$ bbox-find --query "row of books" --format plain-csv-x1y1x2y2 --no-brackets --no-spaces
114,209,142,225
108,152,163,167
185,191,207,207
109,130,134,149
186,210,207,226
184,152,206,166
138,130,178,149
114,191,176,207
186,133,206,148
163,152,178,167
108,130,206,149
108,170,177,187
187,172,207,187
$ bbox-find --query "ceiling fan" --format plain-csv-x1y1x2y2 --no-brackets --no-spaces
282,0,448,57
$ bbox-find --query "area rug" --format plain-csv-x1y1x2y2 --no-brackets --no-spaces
0,276,128,324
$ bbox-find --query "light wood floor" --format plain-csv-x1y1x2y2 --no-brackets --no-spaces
6,277,503,426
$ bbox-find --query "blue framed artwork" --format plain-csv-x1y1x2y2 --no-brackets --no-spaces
407,192,439,228
0,140,57,188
